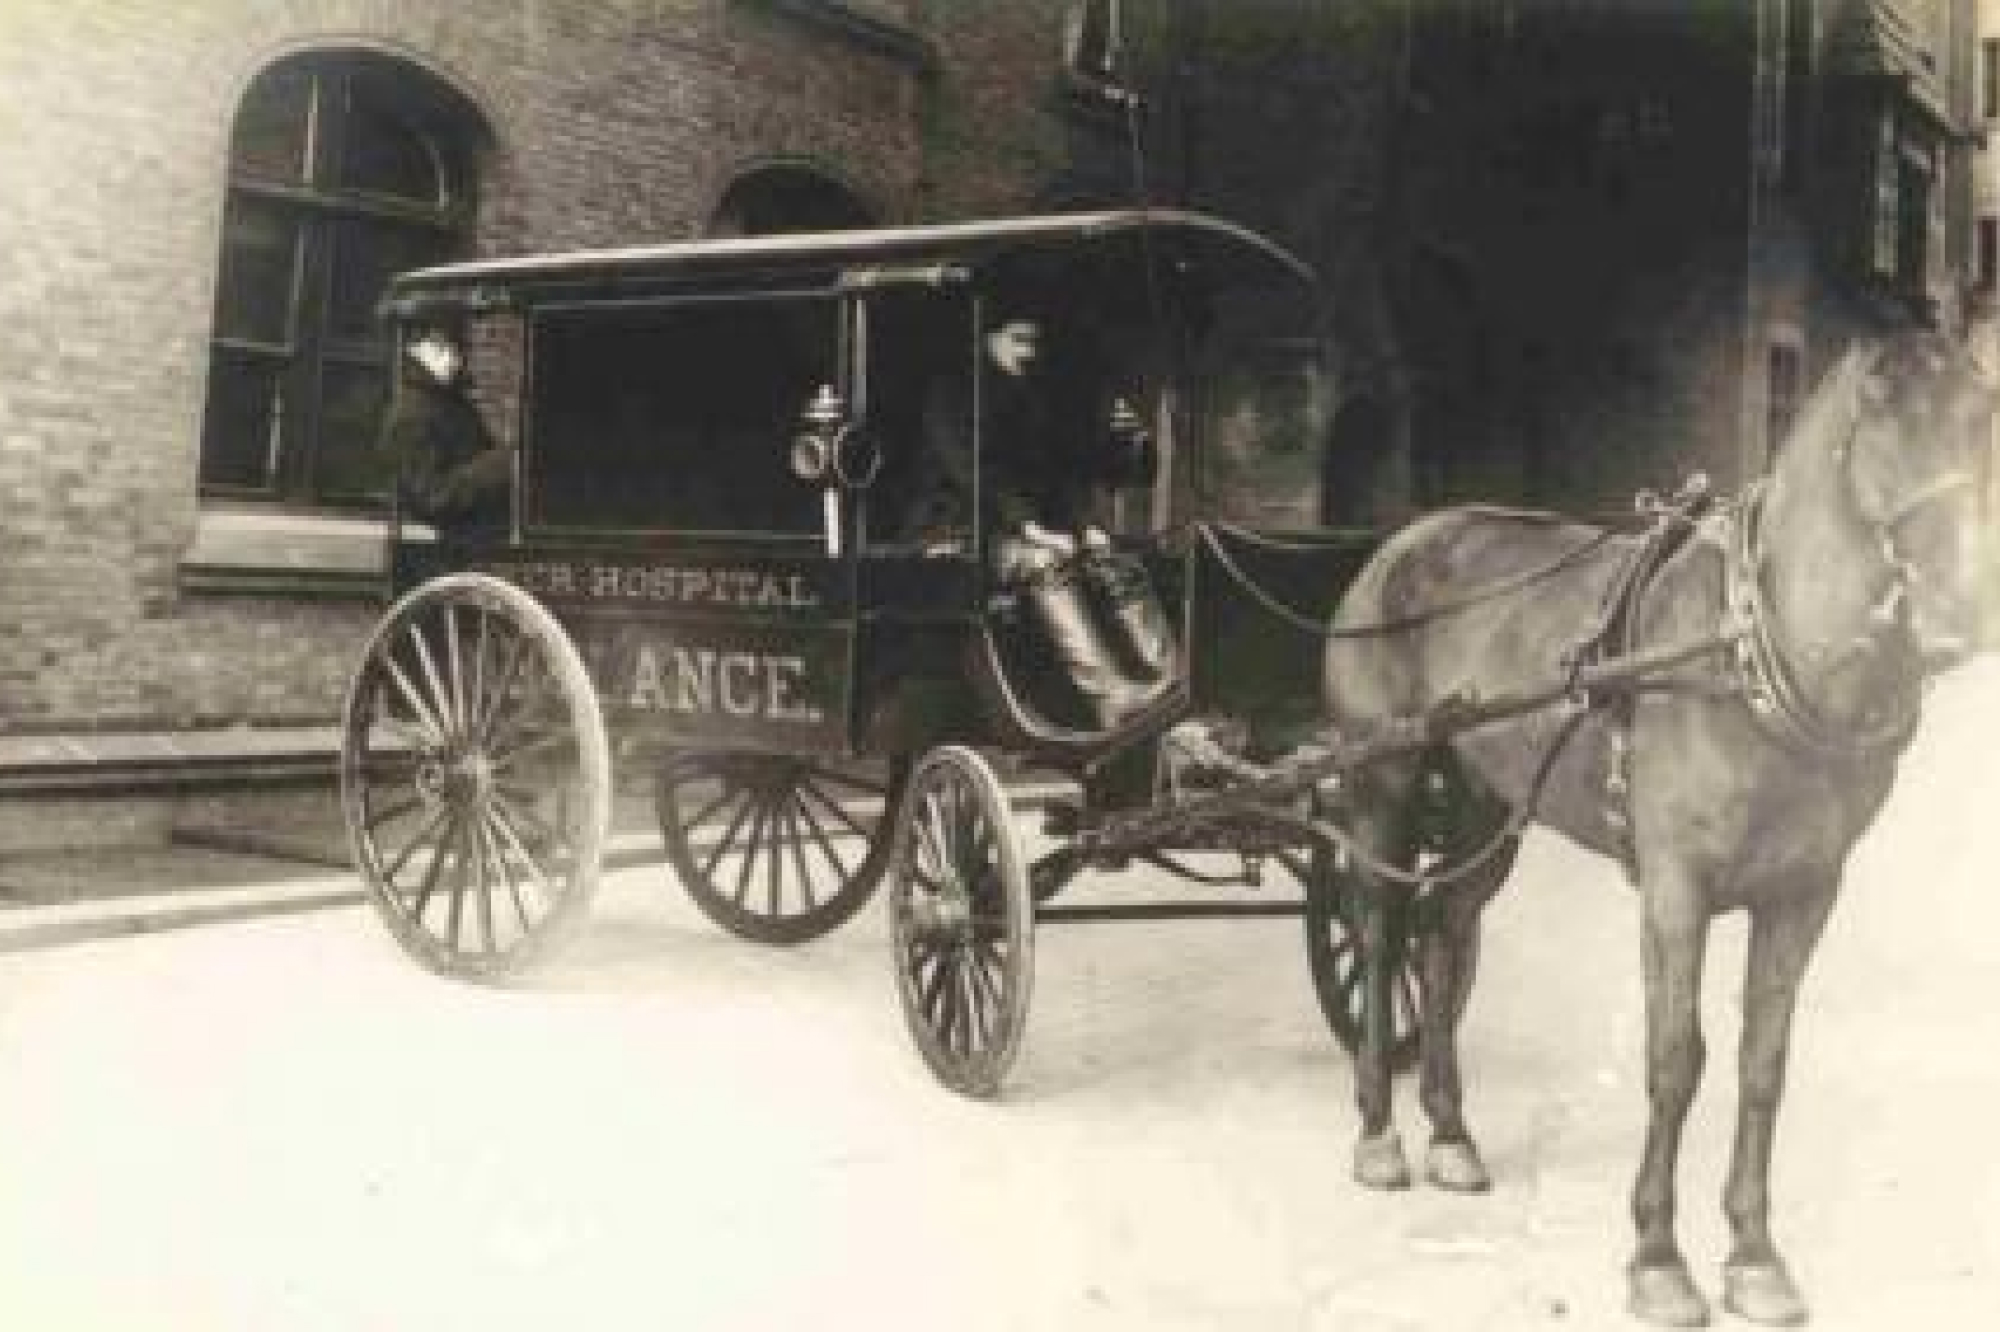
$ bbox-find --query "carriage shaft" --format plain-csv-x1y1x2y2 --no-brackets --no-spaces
1071,631,1733,866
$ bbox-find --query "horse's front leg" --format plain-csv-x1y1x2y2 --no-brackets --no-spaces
1720,887,1836,1327
1628,864,1715,1328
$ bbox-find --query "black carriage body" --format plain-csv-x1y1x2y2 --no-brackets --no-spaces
379,209,1331,764
394,539,862,755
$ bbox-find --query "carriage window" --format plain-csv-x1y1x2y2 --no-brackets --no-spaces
198,51,483,509
1204,344,1326,529
527,299,839,536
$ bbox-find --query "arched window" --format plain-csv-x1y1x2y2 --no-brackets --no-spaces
708,165,874,237
200,51,485,507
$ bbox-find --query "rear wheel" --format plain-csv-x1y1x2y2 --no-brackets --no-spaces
656,752,909,944
342,574,610,979
888,746,1034,1098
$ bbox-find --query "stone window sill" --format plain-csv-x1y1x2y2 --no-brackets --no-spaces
179,508,435,600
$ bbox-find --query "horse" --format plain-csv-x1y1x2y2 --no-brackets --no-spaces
1318,322,1993,1327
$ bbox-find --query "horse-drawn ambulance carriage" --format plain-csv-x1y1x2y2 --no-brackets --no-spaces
344,209,1393,1082
345,206,1992,1326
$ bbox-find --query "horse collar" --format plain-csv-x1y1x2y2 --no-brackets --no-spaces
1723,481,1919,761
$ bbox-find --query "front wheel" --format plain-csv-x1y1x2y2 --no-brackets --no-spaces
1301,849,1424,1073
887,746,1034,1098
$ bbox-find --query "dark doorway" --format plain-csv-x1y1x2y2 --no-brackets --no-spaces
710,165,875,236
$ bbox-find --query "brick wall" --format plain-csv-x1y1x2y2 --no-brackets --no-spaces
0,0,1066,741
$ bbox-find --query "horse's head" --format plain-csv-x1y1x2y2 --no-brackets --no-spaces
1844,328,1995,669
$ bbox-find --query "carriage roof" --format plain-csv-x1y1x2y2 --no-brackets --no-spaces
383,208,1318,318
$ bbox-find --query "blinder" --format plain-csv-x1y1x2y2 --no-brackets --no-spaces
1834,400,1985,658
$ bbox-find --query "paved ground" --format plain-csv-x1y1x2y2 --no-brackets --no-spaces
2,663,1997,1330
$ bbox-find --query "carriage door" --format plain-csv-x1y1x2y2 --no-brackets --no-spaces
851,283,977,554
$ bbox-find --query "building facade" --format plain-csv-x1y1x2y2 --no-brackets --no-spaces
0,0,1104,844
0,1,1986,847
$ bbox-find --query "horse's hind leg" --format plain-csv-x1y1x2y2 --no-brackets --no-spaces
1416,827,1520,1193
1720,885,1836,1327
1345,772,1421,1191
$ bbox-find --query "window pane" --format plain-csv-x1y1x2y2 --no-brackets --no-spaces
213,196,301,345
327,218,452,342
338,82,444,202
200,350,286,491
313,362,394,502
1207,353,1324,528
530,301,837,533
232,64,314,184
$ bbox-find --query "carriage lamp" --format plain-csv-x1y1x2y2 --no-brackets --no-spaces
791,383,847,484
793,384,856,556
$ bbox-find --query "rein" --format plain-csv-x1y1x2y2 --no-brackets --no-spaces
1195,517,1618,639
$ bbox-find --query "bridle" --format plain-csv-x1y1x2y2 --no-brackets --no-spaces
1725,402,1979,761
1857,464,1979,631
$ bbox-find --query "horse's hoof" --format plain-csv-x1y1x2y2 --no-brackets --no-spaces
1425,1139,1492,1193
1352,1129,1411,1190
1723,1261,1808,1326
1627,1261,1711,1328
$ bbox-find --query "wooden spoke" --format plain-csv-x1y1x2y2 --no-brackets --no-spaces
795,775,873,842
474,631,529,747
702,789,762,884
788,787,853,885
657,752,907,945
442,604,469,742
778,797,821,915
380,650,448,750
364,790,429,834
380,805,453,884
405,619,460,741
488,727,574,773
729,796,771,908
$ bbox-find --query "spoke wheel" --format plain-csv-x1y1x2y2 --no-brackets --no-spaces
656,752,909,945
342,574,610,979
1301,850,1424,1074
888,746,1033,1098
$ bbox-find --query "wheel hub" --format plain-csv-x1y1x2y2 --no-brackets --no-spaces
416,750,495,810
909,885,972,942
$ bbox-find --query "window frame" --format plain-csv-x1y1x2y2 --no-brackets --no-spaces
199,51,479,512
520,288,852,544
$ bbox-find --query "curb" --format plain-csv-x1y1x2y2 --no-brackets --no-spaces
1,780,1077,954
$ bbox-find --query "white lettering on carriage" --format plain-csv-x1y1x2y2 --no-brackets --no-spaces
673,648,714,714
720,654,759,716
766,656,816,722
489,562,821,610
626,644,823,723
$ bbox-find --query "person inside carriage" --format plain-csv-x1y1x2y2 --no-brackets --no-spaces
904,282,1180,732
377,313,512,537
